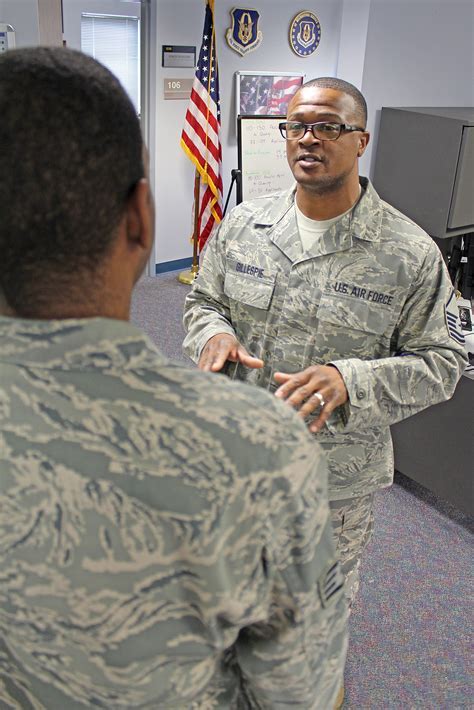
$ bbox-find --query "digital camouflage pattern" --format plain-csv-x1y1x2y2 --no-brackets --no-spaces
0,317,347,709
184,178,467,500
329,494,375,605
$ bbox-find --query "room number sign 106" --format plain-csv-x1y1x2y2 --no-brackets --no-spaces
163,78,193,100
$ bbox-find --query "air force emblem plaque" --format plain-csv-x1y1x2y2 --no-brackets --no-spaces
290,11,321,57
226,8,263,56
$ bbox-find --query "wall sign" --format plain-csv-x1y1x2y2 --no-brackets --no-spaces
163,78,193,100
162,45,196,68
226,8,262,56
289,11,321,57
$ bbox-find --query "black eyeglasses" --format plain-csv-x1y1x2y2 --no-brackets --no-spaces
279,121,365,141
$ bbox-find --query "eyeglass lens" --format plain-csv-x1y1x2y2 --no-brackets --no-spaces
283,122,342,140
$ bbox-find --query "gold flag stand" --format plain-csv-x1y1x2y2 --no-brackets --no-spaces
178,169,201,285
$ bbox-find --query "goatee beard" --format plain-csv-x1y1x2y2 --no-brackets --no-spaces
302,172,348,197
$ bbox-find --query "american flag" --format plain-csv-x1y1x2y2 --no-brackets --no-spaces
180,0,222,250
239,75,303,116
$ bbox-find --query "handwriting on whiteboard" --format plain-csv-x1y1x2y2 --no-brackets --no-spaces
239,118,294,201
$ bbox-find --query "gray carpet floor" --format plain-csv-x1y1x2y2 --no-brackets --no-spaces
131,273,473,709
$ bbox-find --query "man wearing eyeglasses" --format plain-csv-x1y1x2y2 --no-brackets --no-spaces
1,54,348,710
183,78,467,610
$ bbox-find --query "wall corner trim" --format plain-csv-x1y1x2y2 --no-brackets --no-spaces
155,257,193,275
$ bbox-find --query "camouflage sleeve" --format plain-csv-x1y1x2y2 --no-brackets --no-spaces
183,217,237,362
233,437,347,708
329,243,468,433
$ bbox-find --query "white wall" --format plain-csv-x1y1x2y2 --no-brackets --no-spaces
154,0,344,265
0,0,39,46
360,0,474,177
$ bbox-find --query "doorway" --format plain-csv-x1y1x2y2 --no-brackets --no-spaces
62,0,156,275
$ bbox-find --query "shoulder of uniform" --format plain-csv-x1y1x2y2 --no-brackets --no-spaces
163,362,311,448
169,362,296,420
157,363,319,495
225,189,292,226
380,199,431,241
377,199,441,266
229,191,284,213
247,189,288,205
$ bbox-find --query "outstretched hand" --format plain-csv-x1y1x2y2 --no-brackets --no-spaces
198,333,264,372
274,365,348,433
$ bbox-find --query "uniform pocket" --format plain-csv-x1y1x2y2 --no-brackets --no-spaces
312,291,395,361
224,272,275,310
317,293,390,335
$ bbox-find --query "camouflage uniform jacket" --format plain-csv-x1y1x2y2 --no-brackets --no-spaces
183,178,467,500
0,316,347,709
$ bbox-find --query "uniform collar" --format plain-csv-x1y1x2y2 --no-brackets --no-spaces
350,178,384,243
253,178,383,262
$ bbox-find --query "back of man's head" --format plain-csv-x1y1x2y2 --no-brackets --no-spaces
0,47,144,315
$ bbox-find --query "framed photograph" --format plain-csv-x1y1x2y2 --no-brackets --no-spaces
236,71,304,117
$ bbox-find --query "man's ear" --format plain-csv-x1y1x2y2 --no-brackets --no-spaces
357,132,370,157
125,178,154,255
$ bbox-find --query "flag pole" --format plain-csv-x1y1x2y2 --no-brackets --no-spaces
179,0,222,284
178,168,201,285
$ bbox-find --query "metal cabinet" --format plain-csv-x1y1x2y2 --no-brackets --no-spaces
391,376,474,515
373,107,474,239
375,108,474,511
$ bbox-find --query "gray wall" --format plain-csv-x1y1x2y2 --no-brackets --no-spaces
155,0,474,266
360,0,474,177
0,0,39,46
336,0,371,90
154,0,344,265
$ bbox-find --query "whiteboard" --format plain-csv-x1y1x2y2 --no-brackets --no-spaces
237,116,294,203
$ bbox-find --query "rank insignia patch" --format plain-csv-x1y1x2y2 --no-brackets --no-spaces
226,8,263,56
318,560,344,608
289,11,321,57
445,291,465,345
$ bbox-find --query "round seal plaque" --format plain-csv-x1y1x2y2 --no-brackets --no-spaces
289,11,321,57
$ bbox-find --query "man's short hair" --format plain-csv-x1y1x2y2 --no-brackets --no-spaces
300,77,368,128
0,47,144,312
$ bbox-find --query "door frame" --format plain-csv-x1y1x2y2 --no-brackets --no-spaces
140,0,157,276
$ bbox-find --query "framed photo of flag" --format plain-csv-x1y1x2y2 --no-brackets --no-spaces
236,71,304,117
